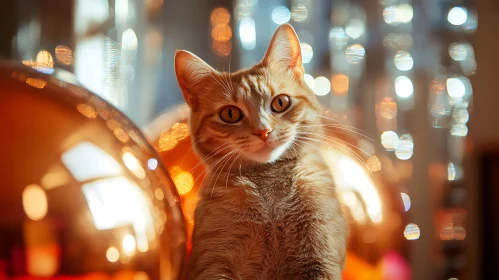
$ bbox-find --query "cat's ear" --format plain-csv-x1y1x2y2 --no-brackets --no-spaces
174,50,217,107
262,24,304,79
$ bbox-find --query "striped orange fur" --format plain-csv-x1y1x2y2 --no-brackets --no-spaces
174,24,348,280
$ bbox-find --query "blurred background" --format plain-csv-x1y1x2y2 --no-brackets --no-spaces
0,0,497,279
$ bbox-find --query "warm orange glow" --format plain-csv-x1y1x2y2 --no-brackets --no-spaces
157,134,179,152
210,7,230,26
155,188,165,200
122,151,146,179
211,25,232,42
76,103,97,118
26,244,59,277
210,7,232,56
114,127,130,143
171,166,194,195
106,247,120,262
156,122,189,152
22,184,48,221
212,40,233,57
26,78,47,89
170,122,189,140
377,97,398,120
55,45,73,65
41,169,71,190
367,155,382,172
134,271,150,280
331,74,349,95
106,119,121,130
343,252,382,280
430,80,445,94
122,234,136,255
36,50,54,68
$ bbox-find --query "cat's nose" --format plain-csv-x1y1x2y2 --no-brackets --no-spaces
253,129,272,141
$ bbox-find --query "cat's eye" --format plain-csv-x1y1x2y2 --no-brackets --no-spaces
220,106,243,123
271,94,291,113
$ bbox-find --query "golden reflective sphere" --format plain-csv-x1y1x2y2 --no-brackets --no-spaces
148,105,411,280
0,63,186,279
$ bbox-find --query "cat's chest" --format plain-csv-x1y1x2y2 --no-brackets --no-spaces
233,175,306,222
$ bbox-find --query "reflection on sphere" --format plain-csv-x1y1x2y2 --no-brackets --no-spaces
0,63,186,279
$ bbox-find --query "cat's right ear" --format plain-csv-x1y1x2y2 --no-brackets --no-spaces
174,50,216,107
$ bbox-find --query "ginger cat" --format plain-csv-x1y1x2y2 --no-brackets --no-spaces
174,24,348,280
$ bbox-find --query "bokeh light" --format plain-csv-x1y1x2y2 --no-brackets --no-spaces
291,4,308,22
345,44,366,64
171,166,194,195
122,151,146,179
55,45,73,65
211,25,232,42
367,155,382,172
212,40,232,57
300,43,313,64
331,74,349,95
122,28,138,50
76,103,97,118
147,158,158,170
155,188,164,200
451,124,468,137
345,19,365,39
106,247,120,263
36,50,54,68
395,134,414,160
381,131,400,151
210,7,230,26
122,234,136,255
303,73,315,90
395,76,414,98
452,107,470,124
401,193,411,212
404,223,420,240
272,6,291,25
448,7,468,26
378,97,398,119
396,4,414,23
329,27,349,49
446,77,466,98
314,76,331,96
449,43,473,61
358,139,375,156
239,18,256,50
22,184,48,221
394,51,414,71
383,4,413,26
25,78,47,89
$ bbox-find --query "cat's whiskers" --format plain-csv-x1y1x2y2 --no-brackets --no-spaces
189,142,235,173
225,151,243,193
298,122,373,141
198,149,236,190
209,149,241,199
180,137,204,167
298,131,372,158
294,136,373,177
192,145,238,186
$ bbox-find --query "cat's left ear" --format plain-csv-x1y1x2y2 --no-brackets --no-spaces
262,24,304,79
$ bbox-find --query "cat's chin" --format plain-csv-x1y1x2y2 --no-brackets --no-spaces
244,142,291,163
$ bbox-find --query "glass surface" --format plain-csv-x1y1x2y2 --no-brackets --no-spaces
0,62,186,279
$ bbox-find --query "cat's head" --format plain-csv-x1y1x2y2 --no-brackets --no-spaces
174,24,322,164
